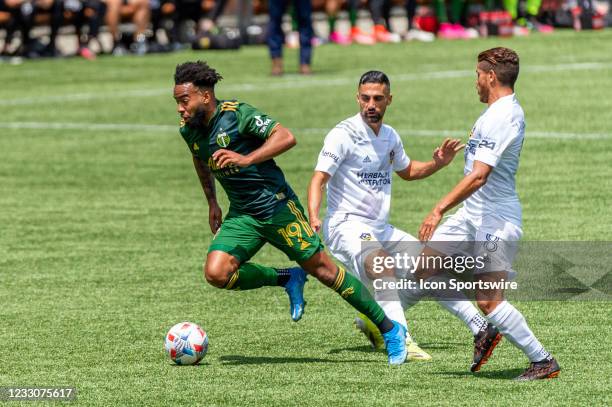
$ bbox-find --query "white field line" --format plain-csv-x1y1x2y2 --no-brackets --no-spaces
1,121,611,139
1,61,611,107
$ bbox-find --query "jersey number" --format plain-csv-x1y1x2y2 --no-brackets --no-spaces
277,222,312,250
478,140,496,150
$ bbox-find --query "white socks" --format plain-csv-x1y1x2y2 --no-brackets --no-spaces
437,300,486,335
399,275,486,336
486,301,551,362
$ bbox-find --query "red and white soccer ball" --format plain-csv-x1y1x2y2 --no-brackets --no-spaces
164,322,209,365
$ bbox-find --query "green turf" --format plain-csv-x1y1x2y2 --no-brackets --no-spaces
1,30,611,406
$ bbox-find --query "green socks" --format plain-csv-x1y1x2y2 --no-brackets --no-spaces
434,0,448,23
328,15,337,33
435,0,466,23
450,0,466,23
331,266,387,327
348,7,358,27
224,263,279,290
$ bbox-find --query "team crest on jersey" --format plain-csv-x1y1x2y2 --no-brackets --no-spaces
216,129,230,147
389,150,395,164
360,232,373,241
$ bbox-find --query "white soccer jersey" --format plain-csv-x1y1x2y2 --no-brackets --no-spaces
315,113,410,224
463,93,525,227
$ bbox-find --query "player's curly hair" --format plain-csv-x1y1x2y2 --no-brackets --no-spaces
174,61,223,89
478,47,519,88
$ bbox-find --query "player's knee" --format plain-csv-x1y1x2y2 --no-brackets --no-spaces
476,299,500,315
203,264,230,288
203,258,237,288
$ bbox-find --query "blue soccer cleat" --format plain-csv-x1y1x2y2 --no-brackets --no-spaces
382,321,408,365
284,267,307,322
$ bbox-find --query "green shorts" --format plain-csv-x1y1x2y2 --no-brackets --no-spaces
208,199,324,263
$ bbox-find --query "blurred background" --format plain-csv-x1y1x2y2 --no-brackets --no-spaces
0,0,610,67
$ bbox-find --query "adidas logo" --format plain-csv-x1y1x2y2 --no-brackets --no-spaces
363,156,372,163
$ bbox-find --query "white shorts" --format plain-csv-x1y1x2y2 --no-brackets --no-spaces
429,207,523,274
323,215,422,284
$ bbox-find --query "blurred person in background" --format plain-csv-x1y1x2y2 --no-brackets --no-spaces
63,0,106,59
369,0,400,42
434,0,476,39
346,0,375,44
1,0,63,57
37,0,63,56
103,0,150,55
403,0,435,41
325,0,351,44
268,0,313,75
149,0,178,50
508,0,554,33
0,0,29,56
325,0,400,45
200,0,228,32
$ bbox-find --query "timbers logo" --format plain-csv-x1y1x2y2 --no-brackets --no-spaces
216,130,230,147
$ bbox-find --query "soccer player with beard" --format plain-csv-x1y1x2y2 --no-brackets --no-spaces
308,71,499,362
172,61,408,365
418,47,560,380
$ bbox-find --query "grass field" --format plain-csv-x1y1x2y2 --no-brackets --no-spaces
1,30,611,406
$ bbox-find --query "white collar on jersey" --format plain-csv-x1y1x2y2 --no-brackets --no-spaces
355,113,385,138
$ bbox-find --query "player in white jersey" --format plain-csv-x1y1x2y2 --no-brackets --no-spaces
419,47,560,380
308,71,494,361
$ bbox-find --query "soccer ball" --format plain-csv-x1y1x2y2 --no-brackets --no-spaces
164,322,209,365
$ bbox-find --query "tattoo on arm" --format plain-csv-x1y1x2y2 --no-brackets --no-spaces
192,155,217,203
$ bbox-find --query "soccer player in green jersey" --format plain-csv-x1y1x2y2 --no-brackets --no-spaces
173,60,408,364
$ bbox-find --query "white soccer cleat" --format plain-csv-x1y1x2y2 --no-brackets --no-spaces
404,29,435,42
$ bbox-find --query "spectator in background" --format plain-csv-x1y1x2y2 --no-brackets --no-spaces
403,0,434,41
103,0,150,55
149,0,188,51
200,0,228,32
346,0,375,44
0,0,27,56
370,0,400,42
505,0,554,32
171,0,228,40
324,0,400,45
434,0,477,39
63,0,106,59
268,0,313,75
0,0,63,57
325,0,350,44
37,0,63,56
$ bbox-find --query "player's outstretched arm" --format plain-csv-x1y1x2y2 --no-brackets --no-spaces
418,160,493,241
307,171,331,232
212,124,297,168
396,138,464,181
192,155,222,233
